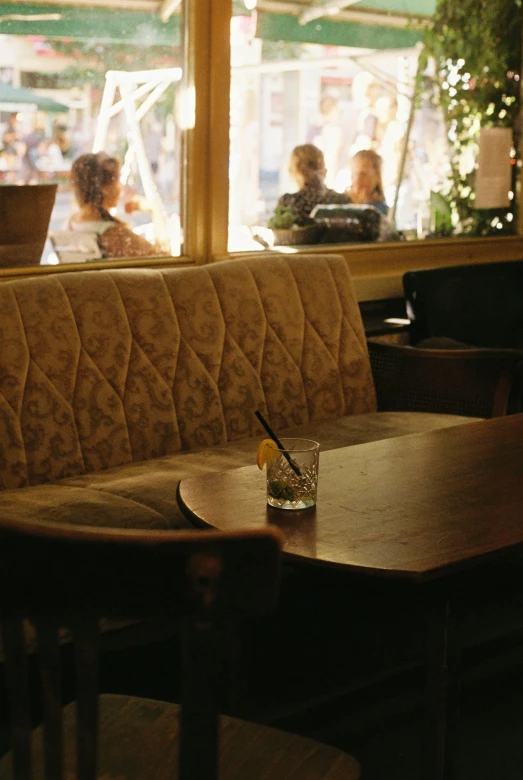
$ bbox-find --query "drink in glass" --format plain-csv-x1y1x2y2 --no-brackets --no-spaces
266,438,320,510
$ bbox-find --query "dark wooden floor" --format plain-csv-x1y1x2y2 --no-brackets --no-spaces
351,660,523,779
272,636,523,780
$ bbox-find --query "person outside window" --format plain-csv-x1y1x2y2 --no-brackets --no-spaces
68,152,167,258
309,96,344,189
0,113,23,182
2,113,20,156
144,121,163,180
344,149,389,216
276,144,349,224
22,124,46,184
350,76,383,155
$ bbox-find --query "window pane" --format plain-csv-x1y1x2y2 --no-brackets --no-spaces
0,2,184,267
228,6,518,251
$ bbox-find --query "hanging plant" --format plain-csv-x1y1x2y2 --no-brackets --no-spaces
422,0,523,236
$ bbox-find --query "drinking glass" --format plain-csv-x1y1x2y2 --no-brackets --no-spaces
266,438,320,510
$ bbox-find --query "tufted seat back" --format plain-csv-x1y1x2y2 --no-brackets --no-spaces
0,254,376,489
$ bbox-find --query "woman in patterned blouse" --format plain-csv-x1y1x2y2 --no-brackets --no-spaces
277,144,350,224
69,152,170,258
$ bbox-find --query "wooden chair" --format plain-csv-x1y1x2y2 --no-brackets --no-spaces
368,339,523,417
0,517,360,780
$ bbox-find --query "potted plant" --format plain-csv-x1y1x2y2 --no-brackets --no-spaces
267,204,324,246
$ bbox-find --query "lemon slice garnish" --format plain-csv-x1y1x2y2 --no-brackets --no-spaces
256,438,280,469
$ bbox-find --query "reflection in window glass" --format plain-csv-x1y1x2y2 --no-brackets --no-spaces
228,16,459,251
0,5,184,265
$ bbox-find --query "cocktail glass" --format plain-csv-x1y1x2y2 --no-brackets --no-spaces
266,438,320,510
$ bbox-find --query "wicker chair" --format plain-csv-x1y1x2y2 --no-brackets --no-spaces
368,340,523,418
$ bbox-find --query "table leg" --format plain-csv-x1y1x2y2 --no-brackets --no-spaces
423,588,462,780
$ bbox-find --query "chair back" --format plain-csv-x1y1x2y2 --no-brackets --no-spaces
403,260,523,348
0,184,57,267
49,231,104,264
368,339,523,417
0,518,282,780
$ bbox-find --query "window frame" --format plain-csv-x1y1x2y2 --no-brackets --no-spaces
1,0,522,301
211,1,523,301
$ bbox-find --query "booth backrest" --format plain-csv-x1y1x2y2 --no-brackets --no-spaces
0,254,376,490
404,259,523,348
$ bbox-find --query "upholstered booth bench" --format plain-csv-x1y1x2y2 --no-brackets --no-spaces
2,252,522,736
0,253,517,534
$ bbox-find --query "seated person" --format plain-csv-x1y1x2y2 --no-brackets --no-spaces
2,113,20,157
277,144,350,223
68,152,165,259
345,148,389,216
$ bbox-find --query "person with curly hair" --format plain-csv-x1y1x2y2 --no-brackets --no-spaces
68,152,166,258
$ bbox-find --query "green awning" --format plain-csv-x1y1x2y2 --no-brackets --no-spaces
256,11,424,50
0,3,179,45
0,82,68,112
346,0,435,14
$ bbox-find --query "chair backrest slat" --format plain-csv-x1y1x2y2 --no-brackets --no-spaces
72,615,99,780
2,617,33,780
36,616,63,780
179,705,218,780
179,615,220,780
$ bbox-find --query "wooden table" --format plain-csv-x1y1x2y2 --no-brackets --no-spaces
177,414,523,779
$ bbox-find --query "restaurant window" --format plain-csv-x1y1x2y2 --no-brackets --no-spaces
0,1,186,267
228,2,520,252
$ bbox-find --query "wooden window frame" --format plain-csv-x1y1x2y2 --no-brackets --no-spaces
205,1,523,301
2,0,522,303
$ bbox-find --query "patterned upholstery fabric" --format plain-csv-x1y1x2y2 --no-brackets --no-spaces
0,254,376,491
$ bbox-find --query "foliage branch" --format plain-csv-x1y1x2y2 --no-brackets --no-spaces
422,0,523,236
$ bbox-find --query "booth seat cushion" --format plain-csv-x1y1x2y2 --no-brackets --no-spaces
0,484,170,530
0,412,477,532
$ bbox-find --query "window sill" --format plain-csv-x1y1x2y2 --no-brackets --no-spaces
0,254,195,281
223,234,523,301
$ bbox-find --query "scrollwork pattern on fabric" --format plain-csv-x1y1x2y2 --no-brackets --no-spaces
0,256,376,488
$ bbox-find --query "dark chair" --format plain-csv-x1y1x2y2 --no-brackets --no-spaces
0,518,360,780
400,261,523,414
403,260,523,348
0,184,57,267
368,340,523,417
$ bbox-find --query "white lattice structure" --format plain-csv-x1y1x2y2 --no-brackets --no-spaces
93,68,182,249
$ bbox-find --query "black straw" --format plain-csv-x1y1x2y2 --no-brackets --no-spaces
255,410,302,476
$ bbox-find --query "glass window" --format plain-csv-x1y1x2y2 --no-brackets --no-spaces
0,2,185,267
228,3,519,252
